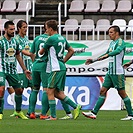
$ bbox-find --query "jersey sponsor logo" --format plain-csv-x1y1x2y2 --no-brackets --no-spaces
6,48,16,56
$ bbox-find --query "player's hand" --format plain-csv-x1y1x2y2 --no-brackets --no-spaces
24,70,32,80
123,62,132,69
85,59,93,65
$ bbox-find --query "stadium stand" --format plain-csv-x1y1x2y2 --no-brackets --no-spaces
1,0,16,12
69,0,84,12
100,0,116,12
79,19,95,40
63,18,79,40
84,0,100,12
16,0,31,12
115,0,132,12
0,0,132,40
126,19,133,40
95,19,110,40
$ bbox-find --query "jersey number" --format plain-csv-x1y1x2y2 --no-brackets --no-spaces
58,42,66,57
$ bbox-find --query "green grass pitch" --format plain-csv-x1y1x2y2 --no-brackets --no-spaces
0,110,133,133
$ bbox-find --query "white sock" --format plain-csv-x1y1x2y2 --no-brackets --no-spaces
10,92,16,109
67,113,73,118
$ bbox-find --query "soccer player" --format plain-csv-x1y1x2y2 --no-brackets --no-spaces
29,30,49,119
0,21,31,120
7,20,34,117
29,27,73,120
82,25,133,121
39,20,81,120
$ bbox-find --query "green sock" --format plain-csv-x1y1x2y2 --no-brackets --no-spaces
0,98,4,114
15,94,22,111
123,96,133,116
41,91,49,115
30,90,38,113
63,96,77,109
61,100,71,114
27,92,32,114
93,96,106,115
49,100,56,118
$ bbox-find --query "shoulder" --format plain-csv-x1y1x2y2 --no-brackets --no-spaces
117,38,125,45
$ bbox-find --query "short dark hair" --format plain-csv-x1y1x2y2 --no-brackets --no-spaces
4,21,14,29
45,20,58,31
108,25,121,35
17,20,27,32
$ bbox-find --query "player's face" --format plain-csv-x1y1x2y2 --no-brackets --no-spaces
108,28,117,40
6,25,15,38
19,22,27,36
45,24,52,36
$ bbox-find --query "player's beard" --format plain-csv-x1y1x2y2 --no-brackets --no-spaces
7,32,14,38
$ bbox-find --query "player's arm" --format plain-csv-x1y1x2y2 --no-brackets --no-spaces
30,53,35,62
108,42,125,56
39,47,45,55
16,51,31,80
123,60,133,68
63,47,74,63
39,38,50,55
21,49,31,56
21,50,35,62
85,50,109,65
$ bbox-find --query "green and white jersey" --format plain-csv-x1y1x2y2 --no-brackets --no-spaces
15,35,32,73
0,36,21,74
43,34,70,72
30,34,49,72
103,38,125,75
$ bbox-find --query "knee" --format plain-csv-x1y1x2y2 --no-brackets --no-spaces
100,87,107,96
15,88,23,95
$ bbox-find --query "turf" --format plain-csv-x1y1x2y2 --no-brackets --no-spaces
0,110,133,133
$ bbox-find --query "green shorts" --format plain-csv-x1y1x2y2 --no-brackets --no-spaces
102,73,125,90
18,73,33,88
0,72,21,89
32,61,49,89
48,70,66,91
32,70,49,89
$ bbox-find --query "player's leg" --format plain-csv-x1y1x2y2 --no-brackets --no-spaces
7,86,16,116
54,71,81,120
0,72,6,120
7,87,15,108
40,71,49,119
8,74,28,119
22,73,34,118
29,71,40,119
46,71,59,120
59,100,73,119
82,74,112,119
116,75,133,120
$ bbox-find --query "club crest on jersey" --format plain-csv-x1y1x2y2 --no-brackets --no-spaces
25,45,30,51
6,48,16,56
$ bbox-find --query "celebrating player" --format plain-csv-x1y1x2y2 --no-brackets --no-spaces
82,25,133,121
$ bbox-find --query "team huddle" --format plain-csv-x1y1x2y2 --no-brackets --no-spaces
0,20,81,120
0,20,133,121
